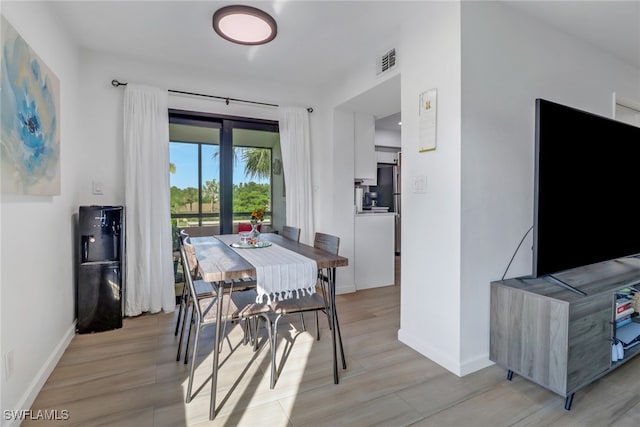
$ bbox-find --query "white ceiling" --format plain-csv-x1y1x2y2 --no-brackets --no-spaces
47,1,640,88
45,0,638,127
47,0,408,88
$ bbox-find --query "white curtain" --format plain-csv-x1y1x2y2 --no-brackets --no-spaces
123,84,175,316
278,107,315,244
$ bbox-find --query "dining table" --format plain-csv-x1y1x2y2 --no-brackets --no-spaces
189,232,349,420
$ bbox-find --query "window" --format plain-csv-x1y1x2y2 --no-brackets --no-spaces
169,111,283,234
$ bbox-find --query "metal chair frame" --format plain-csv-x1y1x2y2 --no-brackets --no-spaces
179,244,272,409
268,232,346,388
175,236,215,363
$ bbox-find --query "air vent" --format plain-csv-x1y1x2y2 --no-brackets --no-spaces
376,48,396,75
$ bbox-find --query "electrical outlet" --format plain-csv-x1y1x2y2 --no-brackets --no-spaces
412,176,426,193
4,350,14,380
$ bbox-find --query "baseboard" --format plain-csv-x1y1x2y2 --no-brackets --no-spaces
398,327,464,376
336,282,356,294
460,353,494,376
398,327,494,377
5,321,76,427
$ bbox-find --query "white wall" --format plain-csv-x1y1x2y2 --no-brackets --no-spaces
459,1,640,372
317,1,464,374
312,2,460,372
330,109,357,293
396,2,463,375
0,1,81,419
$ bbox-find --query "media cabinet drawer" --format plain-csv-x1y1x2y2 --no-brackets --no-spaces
566,295,611,392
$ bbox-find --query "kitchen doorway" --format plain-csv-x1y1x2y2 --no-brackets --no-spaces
339,73,402,289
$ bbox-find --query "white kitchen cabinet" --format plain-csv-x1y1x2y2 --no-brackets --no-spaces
354,213,395,289
354,112,376,184
374,129,401,148
376,149,398,164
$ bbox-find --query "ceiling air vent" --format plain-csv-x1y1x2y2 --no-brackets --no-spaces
376,48,396,75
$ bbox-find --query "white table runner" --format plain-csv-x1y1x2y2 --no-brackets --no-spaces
216,234,317,304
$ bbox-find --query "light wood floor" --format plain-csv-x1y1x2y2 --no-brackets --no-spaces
28,259,640,426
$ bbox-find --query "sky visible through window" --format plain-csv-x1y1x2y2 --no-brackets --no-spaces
170,142,268,189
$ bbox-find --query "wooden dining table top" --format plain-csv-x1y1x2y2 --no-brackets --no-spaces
190,233,348,283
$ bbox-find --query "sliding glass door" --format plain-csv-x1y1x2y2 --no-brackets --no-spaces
168,111,281,234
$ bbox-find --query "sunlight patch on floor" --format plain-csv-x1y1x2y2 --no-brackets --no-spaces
174,319,316,424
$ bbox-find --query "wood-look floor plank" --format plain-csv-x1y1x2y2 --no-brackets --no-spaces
298,393,424,427
396,364,506,418
612,399,640,427
34,366,157,409
280,357,444,426
408,381,553,427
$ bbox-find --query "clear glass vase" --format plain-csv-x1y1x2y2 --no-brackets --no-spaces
250,222,261,243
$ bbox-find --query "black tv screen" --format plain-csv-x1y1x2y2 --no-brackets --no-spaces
533,98,640,278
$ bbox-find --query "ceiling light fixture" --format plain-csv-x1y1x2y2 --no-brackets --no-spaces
212,5,277,45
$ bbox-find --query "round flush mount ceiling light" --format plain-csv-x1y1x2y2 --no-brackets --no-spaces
212,5,277,45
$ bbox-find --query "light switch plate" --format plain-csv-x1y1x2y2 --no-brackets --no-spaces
92,181,103,195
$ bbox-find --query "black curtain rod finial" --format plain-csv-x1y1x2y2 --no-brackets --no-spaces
112,79,127,87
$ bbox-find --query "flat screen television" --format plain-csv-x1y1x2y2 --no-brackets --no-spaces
533,98,640,278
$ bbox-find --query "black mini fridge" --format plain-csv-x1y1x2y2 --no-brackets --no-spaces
77,205,124,333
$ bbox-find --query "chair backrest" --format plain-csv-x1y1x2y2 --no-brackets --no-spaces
281,225,301,242
180,225,219,237
314,232,340,255
179,243,203,319
181,237,199,278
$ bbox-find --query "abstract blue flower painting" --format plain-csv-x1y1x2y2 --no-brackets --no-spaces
1,15,60,195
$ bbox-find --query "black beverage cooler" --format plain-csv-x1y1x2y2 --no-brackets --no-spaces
76,205,124,333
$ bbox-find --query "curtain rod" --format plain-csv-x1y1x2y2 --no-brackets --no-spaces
111,79,313,113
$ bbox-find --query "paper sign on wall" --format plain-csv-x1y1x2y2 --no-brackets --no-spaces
418,89,437,152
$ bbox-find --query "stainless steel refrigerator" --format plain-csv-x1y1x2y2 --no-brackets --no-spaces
77,205,124,333
375,157,401,255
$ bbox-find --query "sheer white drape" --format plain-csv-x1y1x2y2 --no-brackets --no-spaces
278,107,315,244
123,84,175,316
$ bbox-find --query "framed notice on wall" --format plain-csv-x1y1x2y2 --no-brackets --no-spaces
418,89,437,152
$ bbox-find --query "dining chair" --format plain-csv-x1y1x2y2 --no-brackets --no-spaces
176,236,215,362
179,243,272,406
281,225,301,242
268,232,346,388
175,230,194,336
